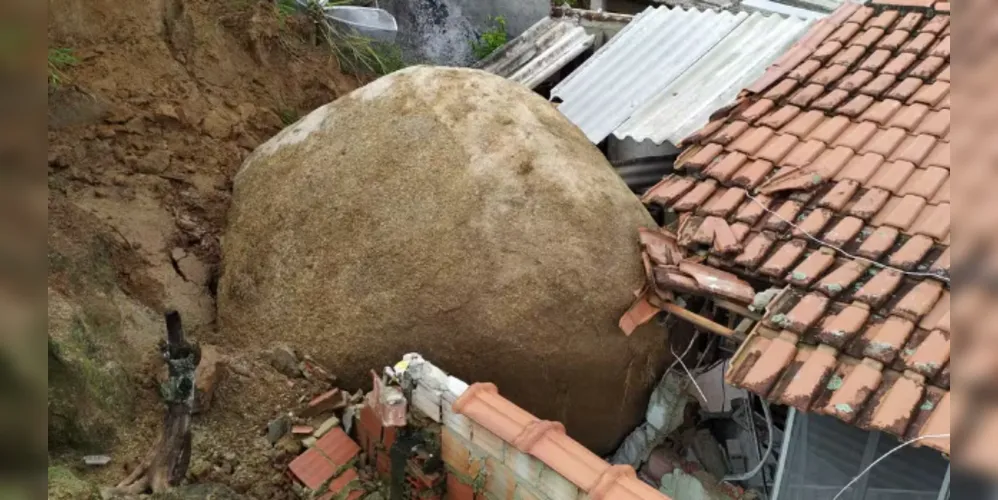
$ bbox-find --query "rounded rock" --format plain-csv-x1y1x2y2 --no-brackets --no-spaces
217,66,668,454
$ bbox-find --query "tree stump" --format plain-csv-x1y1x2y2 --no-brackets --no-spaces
106,310,200,497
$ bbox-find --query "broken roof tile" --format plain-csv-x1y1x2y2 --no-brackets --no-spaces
739,332,798,396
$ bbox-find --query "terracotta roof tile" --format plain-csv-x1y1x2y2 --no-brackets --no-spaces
867,10,899,29
910,202,950,240
712,120,750,146
822,359,882,423
886,103,930,130
859,127,907,157
901,32,936,55
858,99,902,124
886,234,934,270
838,70,874,91
788,59,822,81
884,77,924,101
817,259,869,297
679,144,724,171
647,1,951,444
823,215,865,247
827,22,862,44
895,12,924,31
819,180,861,210
782,140,826,167
837,95,875,118
756,134,800,164
738,99,776,123
881,52,918,75
831,45,868,66
880,194,927,230
848,188,891,220
673,179,719,212
859,74,897,96
810,64,850,85
831,121,878,150
928,35,950,58
812,89,851,111
921,14,949,34
730,127,775,155
812,41,845,62
289,428,361,490
817,302,870,347
789,84,827,107
789,247,836,286
923,141,949,169
764,79,799,100
859,49,892,71
909,81,949,106
910,56,945,79
913,110,949,136
732,160,776,189
704,152,748,183
642,176,695,205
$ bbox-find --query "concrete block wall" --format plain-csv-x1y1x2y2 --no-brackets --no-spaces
402,357,672,500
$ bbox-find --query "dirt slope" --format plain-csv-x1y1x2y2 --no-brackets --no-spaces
48,0,370,495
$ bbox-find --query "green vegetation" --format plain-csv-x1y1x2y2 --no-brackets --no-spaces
472,16,508,60
278,107,299,126
48,47,78,88
281,0,406,76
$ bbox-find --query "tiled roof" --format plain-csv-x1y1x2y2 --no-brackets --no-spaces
452,383,670,500
640,0,951,454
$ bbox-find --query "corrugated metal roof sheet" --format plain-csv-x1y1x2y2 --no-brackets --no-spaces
475,17,595,90
614,12,813,146
551,6,750,144
740,0,829,19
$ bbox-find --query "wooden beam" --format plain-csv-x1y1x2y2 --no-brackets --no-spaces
712,298,762,321
661,302,739,339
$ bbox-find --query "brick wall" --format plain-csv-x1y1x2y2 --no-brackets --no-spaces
403,358,672,500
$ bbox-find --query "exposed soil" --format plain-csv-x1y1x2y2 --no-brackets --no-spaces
47,0,372,496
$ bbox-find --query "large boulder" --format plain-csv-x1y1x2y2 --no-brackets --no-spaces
217,66,669,454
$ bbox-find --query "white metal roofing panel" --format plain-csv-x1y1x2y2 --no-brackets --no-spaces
614,12,814,146
476,17,595,89
740,0,828,20
550,7,749,144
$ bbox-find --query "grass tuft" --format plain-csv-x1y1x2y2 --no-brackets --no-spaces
471,16,507,60
48,47,78,88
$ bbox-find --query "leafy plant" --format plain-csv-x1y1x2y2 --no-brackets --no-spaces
471,16,508,60
48,47,78,88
